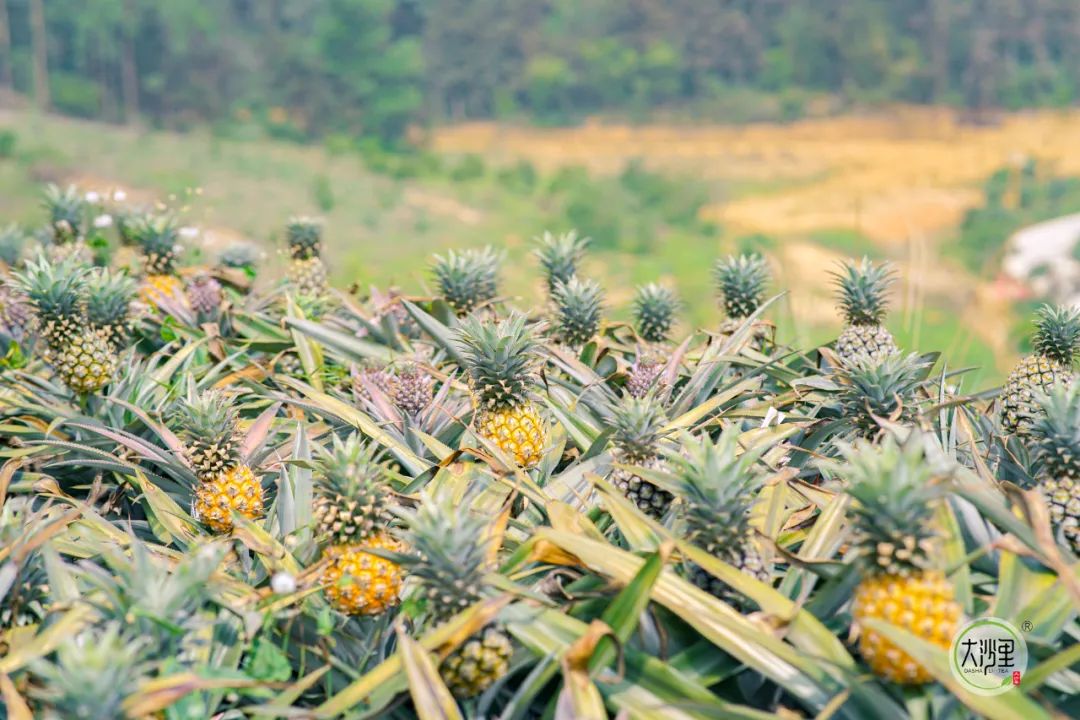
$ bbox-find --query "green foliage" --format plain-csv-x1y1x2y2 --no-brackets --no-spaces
312,174,336,212
0,130,16,159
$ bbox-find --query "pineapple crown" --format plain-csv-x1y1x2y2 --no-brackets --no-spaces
169,386,242,475
835,352,929,438
397,489,493,624
13,256,88,325
714,253,769,319
1029,383,1080,480
552,275,604,346
831,257,894,326
456,311,543,410
0,223,26,266
314,433,394,545
1032,304,1080,366
604,393,669,462
662,431,766,556
285,216,323,259
431,246,501,315
824,434,946,575
534,230,589,294
132,214,182,274
116,209,151,246
633,283,680,344
42,184,87,242
85,268,137,330
219,242,260,270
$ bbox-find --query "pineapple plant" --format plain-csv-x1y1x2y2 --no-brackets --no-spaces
314,433,405,615
352,360,397,401
85,267,138,349
431,246,500,316
832,258,897,365
605,394,674,519
399,492,513,698
391,361,434,417
662,431,770,601
633,283,679,344
1028,384,1080,552
1001,304,1080,435
0,222,25,266
0,279,31,340
133,214,185,307
830,435,962,685
835,352,928,439
626,345,666,399
551,275,604,347
220,241,260,276
534,230,588,296
714,253,770,335
171,387,264,533
42,183,86,245
286,216,328,296
14,257,116,393
187,270,224,316
456,312,547,468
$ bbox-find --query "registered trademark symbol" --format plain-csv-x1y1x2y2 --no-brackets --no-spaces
1021,620,1033,632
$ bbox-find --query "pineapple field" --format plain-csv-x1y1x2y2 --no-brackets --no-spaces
0,182,1078,720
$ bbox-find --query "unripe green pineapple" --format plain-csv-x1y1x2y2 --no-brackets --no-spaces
534,230,589,295
832,258,897,365
551,276,603,347
314,433,404,615
826,435,961,685
42,183,87,245
399,492,513,697
1029,384,1080,552
431,247,500,316
85,267,138,349
286,216,323,260
457,312,548,468
835,352,929,439
633,283,679,344
714,253,770,334
605,394,673,519
1001,305,1080,435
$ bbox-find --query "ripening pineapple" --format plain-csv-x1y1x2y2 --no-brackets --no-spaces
285,216,328,296
832,258,898,365
633,283,679,345
457,312,547,468
604,394,673,519
85,268,138,349
534,230,589,296
551,276,603,347
1029,385,1080,552
0,280,31,339
187,271,223,316
626,345,666,399
314,433,405,615
133,214,185,307
835,352,929,439
392,361,434,417
399,492,513,697
352,361,397,402
15,257,116,393
714,253,770,337
431,247,500,316
172,388,264,533
1001,305,1080,435
832,435,962,685
663,431,770,601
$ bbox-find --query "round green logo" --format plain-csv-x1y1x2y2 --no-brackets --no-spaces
950,618,1028,695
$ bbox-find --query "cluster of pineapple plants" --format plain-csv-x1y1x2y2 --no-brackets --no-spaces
0,182,1077,719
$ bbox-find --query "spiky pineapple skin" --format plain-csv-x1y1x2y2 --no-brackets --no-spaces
192,465,264,533
50,329,116,393
1001,355,1072,434
688,542,769,604
610,458,672,519
1041,475,1080,553
626,358,663,399
393,365,433,417
440,626,513,698
322,534,405,615
289,256,328,296
837,324,897,365
141,274,184,308
476,402,547,468
852,571,960,685
187,274,223,315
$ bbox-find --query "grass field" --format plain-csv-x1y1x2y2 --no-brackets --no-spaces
2,106,1062,387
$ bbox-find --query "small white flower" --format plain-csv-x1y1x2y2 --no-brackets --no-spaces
93,214,113,228
179,226,200,240
113,189,127,202
84,190,101,204
271,571,297,594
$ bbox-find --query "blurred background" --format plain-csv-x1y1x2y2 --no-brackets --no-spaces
4,0,1080,387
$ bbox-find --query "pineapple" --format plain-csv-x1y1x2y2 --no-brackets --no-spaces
830,435,961,685
187,271,223,316
832,258,897,365
1029,384,1080,552
0,280,31,339
605,394,673,519
534,230,589,296
714,253,771,342
551,276,604,347
1001,305,1080,435
42,183,86,245
352,361,397,402
392,361,434,417
626,344,666,399
431,247,500,316
15,257,116,393
835,352,929,439
399,492,513,697
633,283,679,344
662,431,770,601
171,388,264,533
219,242,260,277
132,214,185,307
456,312,547,468
314,433,405,615
85,267,138,349
285,217,328,296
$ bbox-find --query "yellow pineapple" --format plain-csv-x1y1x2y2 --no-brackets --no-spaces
285,217,328,296
313,433,405,615
132,214,185,308
457,312,547,468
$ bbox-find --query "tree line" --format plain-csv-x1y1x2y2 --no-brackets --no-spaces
5,0,1080,143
